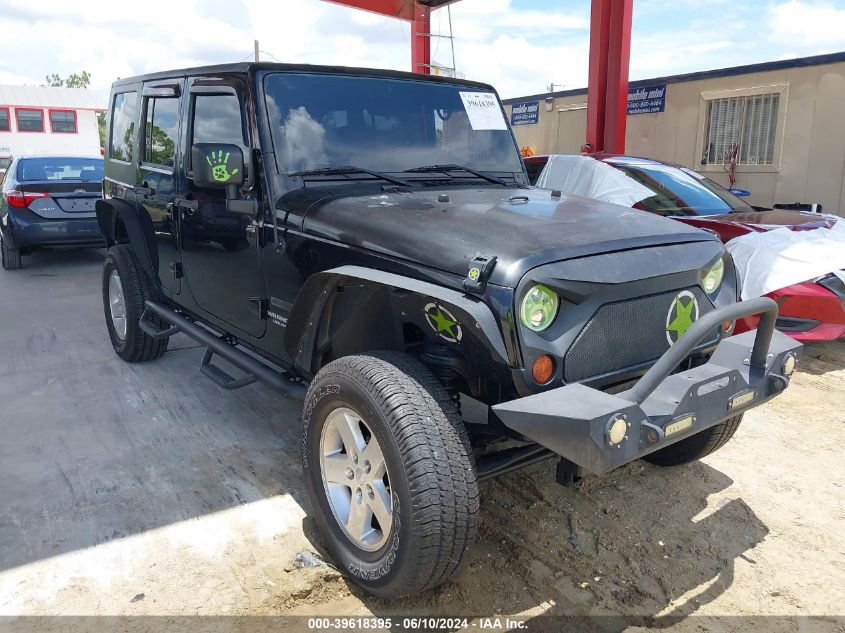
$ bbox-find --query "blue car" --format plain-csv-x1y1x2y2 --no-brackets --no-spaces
0,155,104,269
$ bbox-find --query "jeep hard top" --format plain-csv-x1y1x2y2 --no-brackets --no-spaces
97,62,801,598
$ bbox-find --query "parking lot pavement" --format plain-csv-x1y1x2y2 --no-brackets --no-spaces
0,249,314,613
1,249,844,622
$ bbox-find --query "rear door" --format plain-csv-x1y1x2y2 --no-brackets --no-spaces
137,80,184,296
177,75,266,338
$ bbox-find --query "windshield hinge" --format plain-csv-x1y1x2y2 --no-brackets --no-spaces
249,297,268,319
463,254,497,295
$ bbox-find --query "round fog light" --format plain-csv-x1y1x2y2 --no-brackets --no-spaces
607,415,628,445
531,354,555,385
783,354,796,376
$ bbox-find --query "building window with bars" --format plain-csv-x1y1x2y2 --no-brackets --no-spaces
702,92,780,167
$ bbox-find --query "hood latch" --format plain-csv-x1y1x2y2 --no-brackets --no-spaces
463,254,497,295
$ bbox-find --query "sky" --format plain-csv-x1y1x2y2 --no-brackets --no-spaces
0,0,844,101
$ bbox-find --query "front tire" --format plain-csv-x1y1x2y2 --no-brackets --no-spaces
102,244,168,362
643,414,743,466
1,235,22,270
302,352,479,598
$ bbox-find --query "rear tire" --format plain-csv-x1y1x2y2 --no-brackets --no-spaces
643,414,743,466
302,352,479,598
1,235,22,270
102,244,168,362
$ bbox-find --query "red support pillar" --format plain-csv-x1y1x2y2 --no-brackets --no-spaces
412,3,432,74
585,0,633,154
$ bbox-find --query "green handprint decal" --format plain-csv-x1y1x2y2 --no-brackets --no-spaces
205,149,240,183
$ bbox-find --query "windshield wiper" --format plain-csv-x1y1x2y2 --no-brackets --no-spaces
403,164,513,187
290,166,411,188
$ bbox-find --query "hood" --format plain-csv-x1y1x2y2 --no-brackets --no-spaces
286,185,717,287
676,209,836,243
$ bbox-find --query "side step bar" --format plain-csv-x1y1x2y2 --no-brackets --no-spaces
143,301,308,400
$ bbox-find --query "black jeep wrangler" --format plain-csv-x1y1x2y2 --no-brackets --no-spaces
96,62,800,598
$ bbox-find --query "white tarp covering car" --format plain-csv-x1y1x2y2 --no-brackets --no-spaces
726,222,845,299
536,154,654,207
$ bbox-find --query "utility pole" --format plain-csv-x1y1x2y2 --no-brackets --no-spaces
254,40,260,62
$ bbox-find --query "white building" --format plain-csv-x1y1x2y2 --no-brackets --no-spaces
0,85,105,163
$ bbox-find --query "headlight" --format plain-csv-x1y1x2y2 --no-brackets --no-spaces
702,258,725,295
520,284,559,332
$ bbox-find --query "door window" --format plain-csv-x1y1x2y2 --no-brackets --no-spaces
143,97,179,167
191,93,246,148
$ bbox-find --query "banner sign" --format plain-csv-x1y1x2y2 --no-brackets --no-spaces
510,101,540,125
627,84,666,115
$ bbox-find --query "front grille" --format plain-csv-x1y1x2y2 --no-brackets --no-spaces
563,286,718,383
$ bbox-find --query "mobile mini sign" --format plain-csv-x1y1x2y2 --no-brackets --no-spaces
510,101,540,125
627,84,666,115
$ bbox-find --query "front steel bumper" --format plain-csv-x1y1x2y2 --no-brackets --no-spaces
493,297,802,475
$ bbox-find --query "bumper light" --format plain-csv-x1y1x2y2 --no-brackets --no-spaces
606,414,628,446
729,390,755,410
665,415,694,437
783,353,796,376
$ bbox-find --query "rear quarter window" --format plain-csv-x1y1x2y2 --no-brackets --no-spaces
110,92,139,162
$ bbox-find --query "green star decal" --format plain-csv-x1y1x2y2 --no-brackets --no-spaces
429,307,458,338
666,296,696,340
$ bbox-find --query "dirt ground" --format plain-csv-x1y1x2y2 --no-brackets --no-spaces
1,252,844,631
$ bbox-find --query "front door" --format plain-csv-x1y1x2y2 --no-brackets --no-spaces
178,76,266,338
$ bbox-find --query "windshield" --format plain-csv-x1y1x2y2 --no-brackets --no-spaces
263,73,523,178
17,157,104,182
609,161,753,216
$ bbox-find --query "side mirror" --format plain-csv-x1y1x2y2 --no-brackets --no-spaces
192,143,245,189
191,143,257,217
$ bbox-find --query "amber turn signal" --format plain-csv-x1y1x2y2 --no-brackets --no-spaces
531,354,555,385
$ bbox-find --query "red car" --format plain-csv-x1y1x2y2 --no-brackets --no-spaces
525,154,845,342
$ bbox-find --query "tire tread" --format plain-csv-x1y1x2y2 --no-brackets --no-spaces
104,244,168,362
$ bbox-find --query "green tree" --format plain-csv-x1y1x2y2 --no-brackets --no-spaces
97,112,107,148
43,70,91,89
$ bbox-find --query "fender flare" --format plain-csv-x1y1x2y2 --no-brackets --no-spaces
96,198,159,283
284,265,512,374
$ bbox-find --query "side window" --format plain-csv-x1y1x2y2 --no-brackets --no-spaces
49,110,77,134
16,109,44,133
110,92,138,162
190,93,247,169
143,97,179,167
0,108,10,132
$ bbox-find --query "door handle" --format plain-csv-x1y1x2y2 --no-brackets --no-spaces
174,197,198,216
245,222,265,247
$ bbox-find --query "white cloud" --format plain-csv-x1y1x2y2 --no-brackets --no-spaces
0,0,840,105
768,1,845,45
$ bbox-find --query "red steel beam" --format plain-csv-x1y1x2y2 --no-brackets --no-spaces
585,0,611,152
412,3,432,74
585,0,633,154
323,0,415,20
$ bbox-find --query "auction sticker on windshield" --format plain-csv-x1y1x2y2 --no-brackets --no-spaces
459,92,508,131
